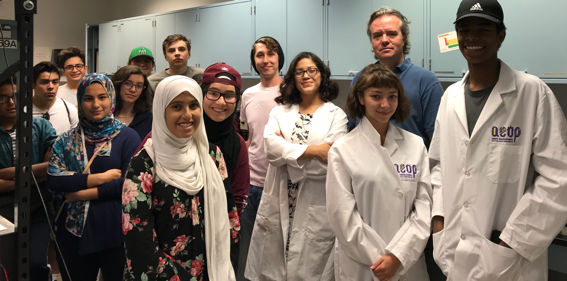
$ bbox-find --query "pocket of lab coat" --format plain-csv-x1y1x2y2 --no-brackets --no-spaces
256,192,280,234
473,236,522,281
302,205,335,278
487,144,523,184
432,229,449,276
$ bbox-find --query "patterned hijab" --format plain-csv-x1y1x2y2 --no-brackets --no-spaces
48,73,125,237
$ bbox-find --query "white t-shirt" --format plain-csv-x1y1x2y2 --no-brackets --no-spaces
58,84,78,106
240,83,280,187
32,97,79,135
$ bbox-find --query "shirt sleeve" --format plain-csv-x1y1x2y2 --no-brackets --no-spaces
98,130,140,200
500,84,567,262
239,93,248,123
231,136,250,216
263,108,309,168
429,119,444,218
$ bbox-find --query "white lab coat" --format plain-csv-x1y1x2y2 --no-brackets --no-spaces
245,102,348,281
326,117,431,281
429,61,567,281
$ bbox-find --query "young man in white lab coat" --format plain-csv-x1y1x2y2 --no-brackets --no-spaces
430,0,567,280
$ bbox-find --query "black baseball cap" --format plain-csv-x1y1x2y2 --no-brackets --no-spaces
454,0,504,24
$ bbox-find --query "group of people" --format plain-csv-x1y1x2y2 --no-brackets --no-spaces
1,0,567,281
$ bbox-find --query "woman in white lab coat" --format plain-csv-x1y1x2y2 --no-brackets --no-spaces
245,52,348,281
326,64,432,281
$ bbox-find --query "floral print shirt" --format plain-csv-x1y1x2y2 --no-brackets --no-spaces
123,144,240,281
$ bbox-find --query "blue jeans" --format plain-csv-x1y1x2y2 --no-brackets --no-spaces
236,185,263,281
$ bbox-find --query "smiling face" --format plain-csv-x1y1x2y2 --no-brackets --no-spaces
457,17,505,66
254,43,279,79
120,74,145,104
128,56,154,77
164,40,190,68
203,82,237,122
359,87,398,127
62,56,87,83
370,15,406,67
33,72,60,103
294,58,321,97
82,83,111,121
165,91,201,138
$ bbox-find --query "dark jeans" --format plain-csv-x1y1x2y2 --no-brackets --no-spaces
56,242,125,281
0,210,52,281
425,234,447,281
236,185,263,281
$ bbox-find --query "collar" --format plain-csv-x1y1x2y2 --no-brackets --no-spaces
461,59,516,96
359,117,403,157
391,58,412,74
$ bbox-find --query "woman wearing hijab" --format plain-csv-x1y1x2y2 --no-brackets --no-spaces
201,62,249,216
47,74,140,281
245,52,348,281
112,65,152,141
123,76,238,281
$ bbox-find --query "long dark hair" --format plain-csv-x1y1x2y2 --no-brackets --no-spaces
112,65,151,114
276,52,338,105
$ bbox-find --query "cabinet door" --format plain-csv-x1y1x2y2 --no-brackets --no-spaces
497,0,567,79
328,0,372,77
120,17,155,72
429,0,468,78
255,0,287,75
175,9,201,69
199,2,253,76
98,21,121,75
287,0,324,62
155,14,175,73
372,0,426,68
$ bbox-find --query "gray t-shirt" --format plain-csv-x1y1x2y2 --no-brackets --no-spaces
147,66,204,98
464,80,494,136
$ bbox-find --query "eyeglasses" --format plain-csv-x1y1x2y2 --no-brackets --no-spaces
205,90,238,104
122,80,146,92
0,95,15,104
63,64,85,72
42,112,50,121
294,68,319,78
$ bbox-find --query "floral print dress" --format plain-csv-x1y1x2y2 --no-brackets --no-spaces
285,113,313,256
123,144,240,281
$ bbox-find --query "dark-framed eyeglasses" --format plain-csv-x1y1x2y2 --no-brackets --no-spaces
42,112,50,121
205,90,238,104
63,64,85,72
0,95,16,104
122,80,146,92
294,68,319,78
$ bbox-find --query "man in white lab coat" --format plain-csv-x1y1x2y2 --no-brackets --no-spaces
430,0,567,280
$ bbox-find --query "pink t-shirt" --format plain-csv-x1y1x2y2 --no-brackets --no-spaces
240,83,280,187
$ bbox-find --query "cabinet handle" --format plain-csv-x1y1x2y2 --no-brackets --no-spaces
429,58,431,70
321,0,324,5
327,0,329,5
421,58,424,68
196,14,198,22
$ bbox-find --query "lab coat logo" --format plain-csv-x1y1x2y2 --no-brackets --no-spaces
394,163,417,181
491,126,521,143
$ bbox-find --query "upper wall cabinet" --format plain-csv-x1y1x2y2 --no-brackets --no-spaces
327,0,372,77
199,1,253,75
497,0,567,80
98,21,121,75
120,16,155,69
254,0,287,75
429,0,467,78
155,14,175,72
286,0,325,63
175,9,201,69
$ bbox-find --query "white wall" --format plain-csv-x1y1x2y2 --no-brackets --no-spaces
0,0,228,64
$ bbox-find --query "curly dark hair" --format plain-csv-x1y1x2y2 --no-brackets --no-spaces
276,52,338,105
346,63,411,123
57,46,85,69
111,65,151,114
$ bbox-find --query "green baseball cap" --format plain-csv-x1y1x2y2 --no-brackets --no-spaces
128,46,155,62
